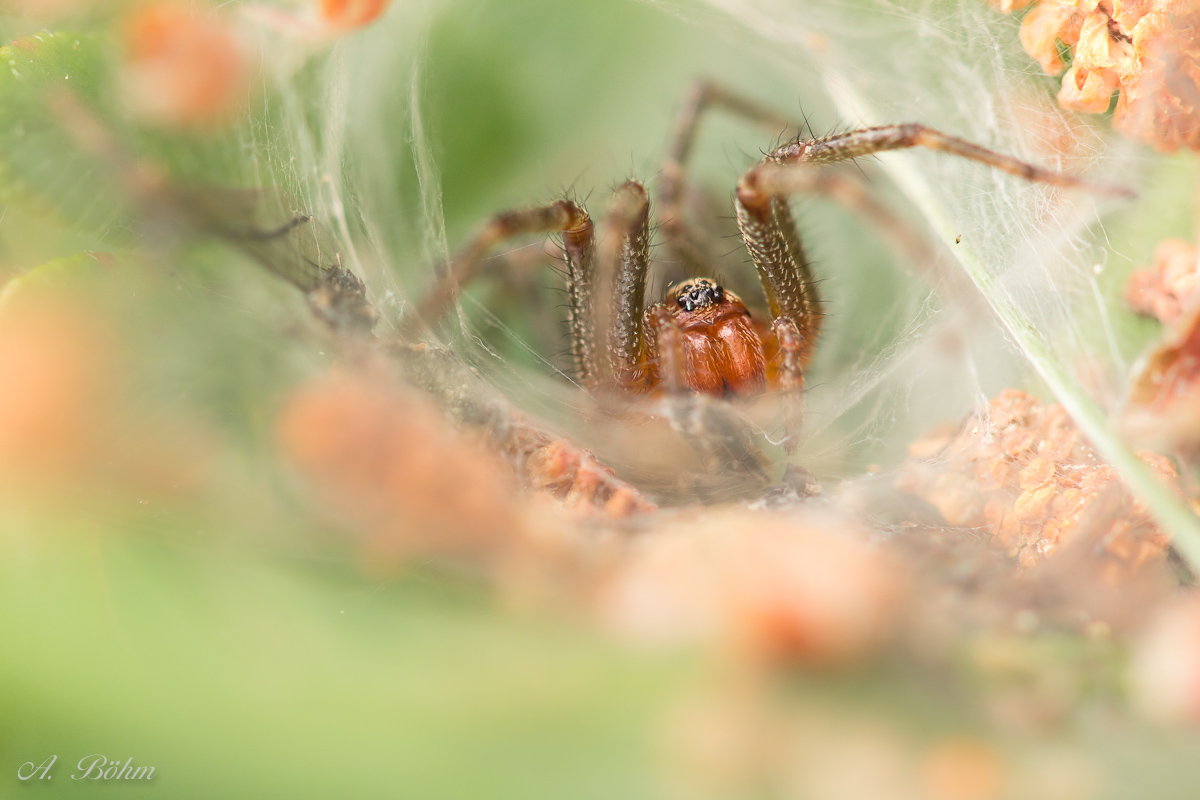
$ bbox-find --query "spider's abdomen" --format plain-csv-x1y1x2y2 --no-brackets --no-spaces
657,279,766,397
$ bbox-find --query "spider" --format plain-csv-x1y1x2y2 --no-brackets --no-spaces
408,82,1124,475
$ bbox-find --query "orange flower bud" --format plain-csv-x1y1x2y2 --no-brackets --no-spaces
1057,62,1119,112
1020,2,1079,75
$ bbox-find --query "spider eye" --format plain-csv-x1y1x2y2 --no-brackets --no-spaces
673,280,726,313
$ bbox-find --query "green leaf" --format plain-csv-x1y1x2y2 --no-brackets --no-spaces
0,31,130,242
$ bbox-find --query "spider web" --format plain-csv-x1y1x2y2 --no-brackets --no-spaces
235,0,1200,545
658,0,1200,548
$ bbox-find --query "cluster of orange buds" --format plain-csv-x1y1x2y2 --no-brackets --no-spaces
1120,225,1200,457
992,0,1200,151
120,3,252,128
897,389,1180,575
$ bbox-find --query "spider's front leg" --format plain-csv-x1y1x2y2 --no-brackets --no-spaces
731,158,824,460
604,186,771,481
734,122,1132,456
600,181,653,390
405,200,601,388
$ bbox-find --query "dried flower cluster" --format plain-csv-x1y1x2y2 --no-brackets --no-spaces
1125,281,1200,454
898,389,1180,574
526,438,654,517
1124,242,1200,456
994,0,1200,150
1126,238,1200,326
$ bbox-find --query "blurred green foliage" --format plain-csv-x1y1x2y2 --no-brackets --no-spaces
2,0,1200,797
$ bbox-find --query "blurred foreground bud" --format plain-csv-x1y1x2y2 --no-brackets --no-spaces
121,3,251,128
320,0,390,29
1131,595,1200,723
596,509,904,666
277,368,525,563
0,293,116,485
899,390,1178,575
0,262,209,501
984,0,1031,13
921,739,1006,800
1112,5,1200,151
242,0,391,42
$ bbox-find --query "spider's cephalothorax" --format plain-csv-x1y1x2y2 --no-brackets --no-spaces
653,279,766,397
411,81,1124,459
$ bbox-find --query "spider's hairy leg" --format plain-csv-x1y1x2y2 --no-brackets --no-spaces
407,200,600,386
732,152,824,462
745,165,986,303
732,121,1135,342
660,81,801,226
771,316,805,457
733,182,823,364
760,124,1134,197
645,303,687,394
600,181,653,389
658,81,802,273
753,167,942,271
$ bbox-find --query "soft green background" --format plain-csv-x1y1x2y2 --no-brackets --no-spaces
1,0,1199,797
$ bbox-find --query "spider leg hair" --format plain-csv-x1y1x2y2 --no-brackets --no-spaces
599,181,653,390
752,123,1134,197
750,166,948,285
